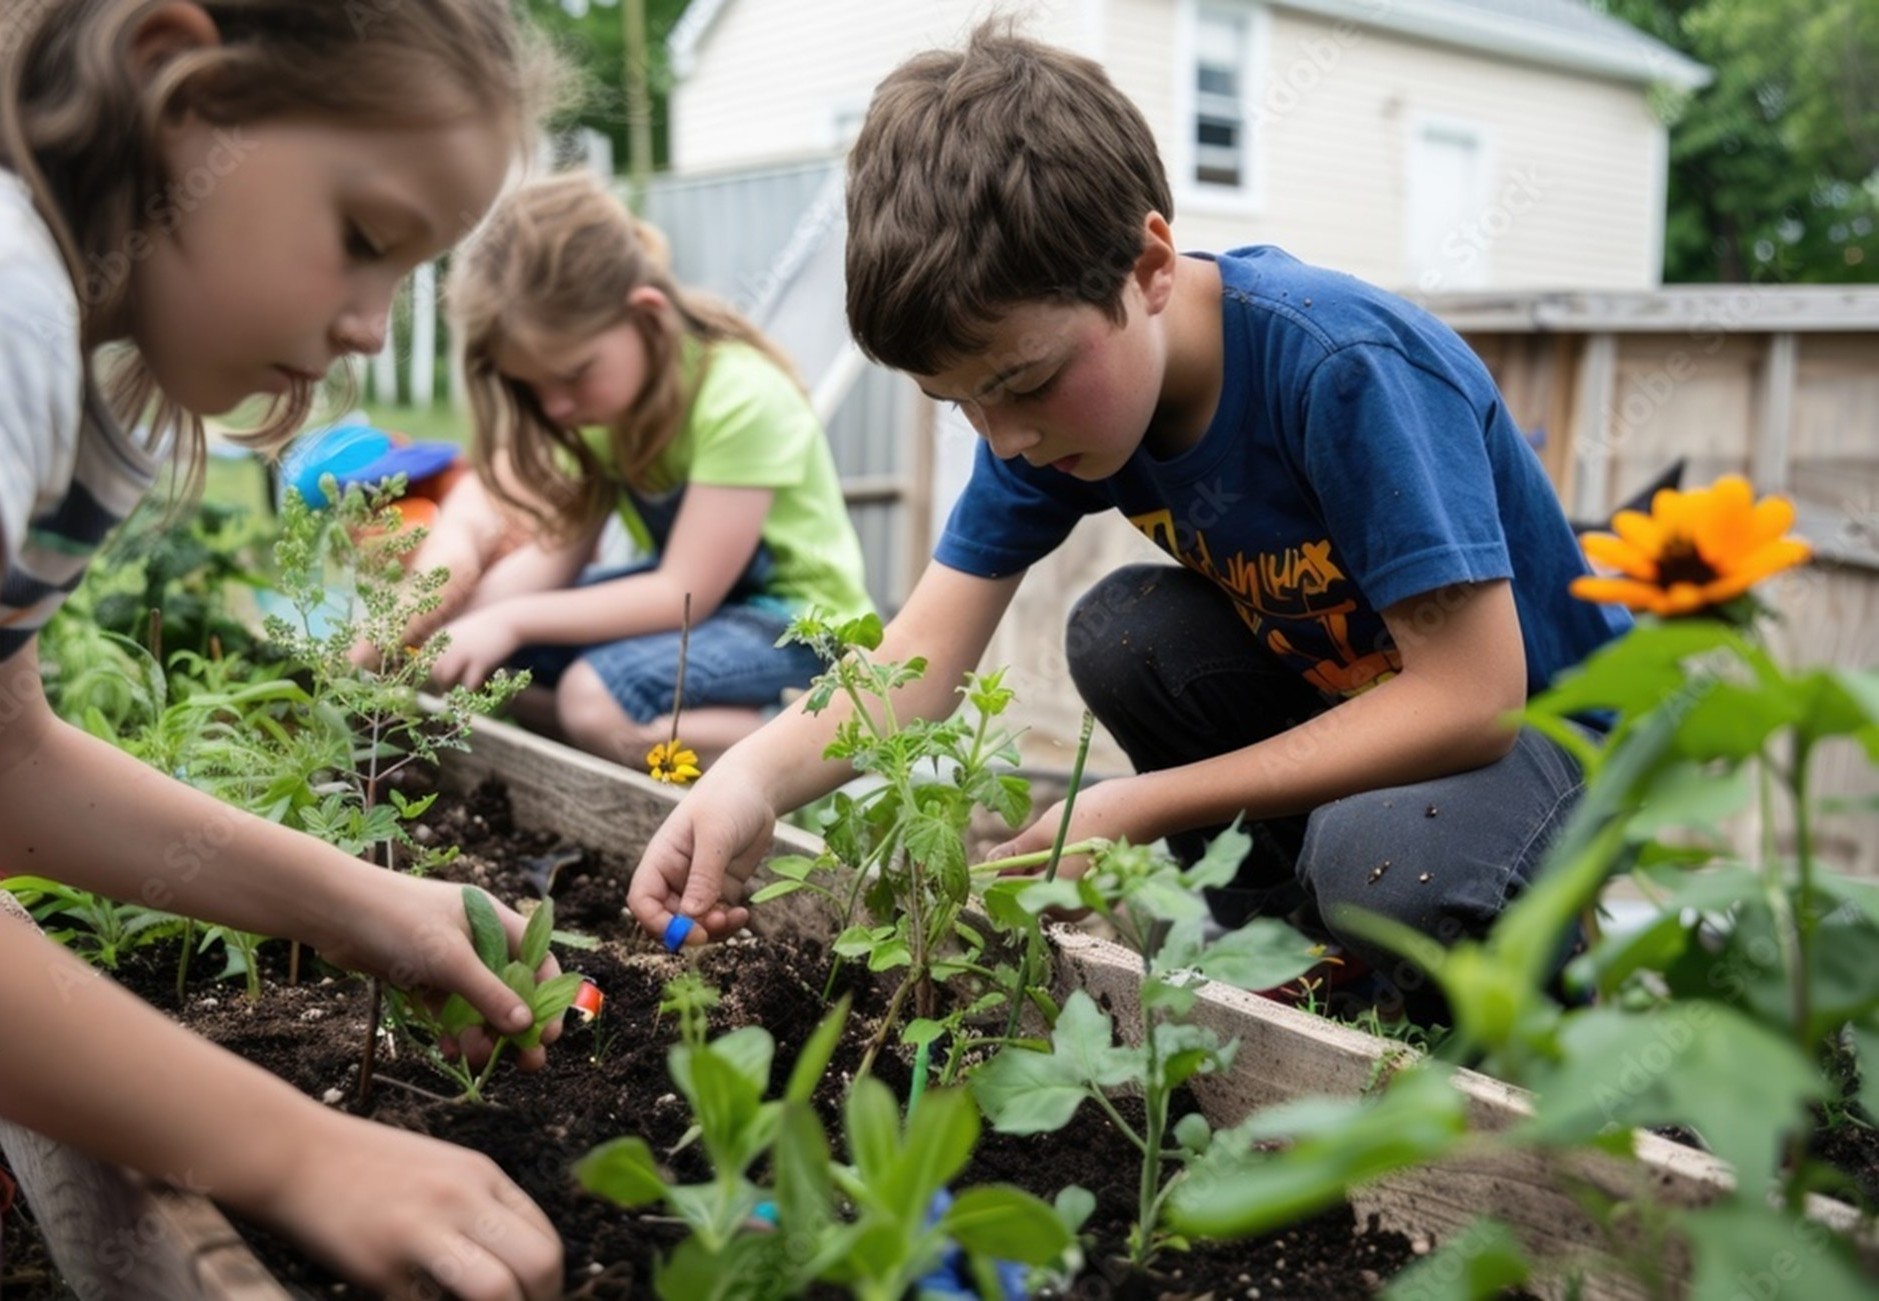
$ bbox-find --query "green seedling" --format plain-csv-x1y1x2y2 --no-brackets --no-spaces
390,888,583,1102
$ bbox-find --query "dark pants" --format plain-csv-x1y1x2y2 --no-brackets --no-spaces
1066,564,1587,1019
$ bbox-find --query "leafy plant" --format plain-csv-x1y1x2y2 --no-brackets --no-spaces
755,612,1047,1077
578,979,1070,1300
1164,477,1878,1297
388,888,582,1102
972,824,1321,1269
265,480,528,1094
0,875,186,972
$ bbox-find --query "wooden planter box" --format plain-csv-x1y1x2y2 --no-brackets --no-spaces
3,714,1867,1298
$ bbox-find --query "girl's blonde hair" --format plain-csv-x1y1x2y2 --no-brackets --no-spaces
449,169,801,543
0,0,562,495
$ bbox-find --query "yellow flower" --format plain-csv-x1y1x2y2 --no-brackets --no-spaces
1570,474,1811,617
647,739,701,785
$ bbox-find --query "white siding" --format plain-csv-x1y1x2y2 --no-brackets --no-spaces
673,0,1668,284
671,0,1087,173
1121,3,1663,289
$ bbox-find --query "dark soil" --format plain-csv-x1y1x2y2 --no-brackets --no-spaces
3,779,1430,1299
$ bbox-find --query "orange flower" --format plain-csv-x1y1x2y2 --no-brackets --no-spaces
647,739,701,785
1570,474,1811,617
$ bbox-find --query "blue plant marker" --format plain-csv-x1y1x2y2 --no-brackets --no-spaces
663,915,695,953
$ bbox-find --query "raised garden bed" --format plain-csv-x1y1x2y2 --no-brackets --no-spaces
3,714,1870,1298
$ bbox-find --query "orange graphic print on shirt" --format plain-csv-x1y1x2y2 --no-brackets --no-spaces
1129,508,1401,696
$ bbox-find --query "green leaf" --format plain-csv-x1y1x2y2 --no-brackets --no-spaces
574,1136,667,1207
784,995,850,1107
1055,1184,1097,1233
839,612,884,650
1629,763,1754,839
749,879,805,903
519,896,554,971
1191,917,1322,991
1174,1112,1213,1154
1680,1198,1873,1301
773,1102,833,1246
530,971,585,1023
707,1025,777,1097
1016,879,1083,915
1381,1219,1530,1301
1530,620,1746,720
844,1076,903,1191
688,1045,765,1175
972,1045,1090,1135
1674,684,1797,761
890,1088,979,1223
1184,821,1253,891
462,887,508,973
1167,1068,1468,1239
904,806,967,882
1051,991,1139,1089
1524,1005,1824,1200
901,1017,948,1048
499,959,536,1004
983,773,1032,827
654,1233,790,1301
943,1186,1073,1264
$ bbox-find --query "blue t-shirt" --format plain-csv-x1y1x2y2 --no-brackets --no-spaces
933,245,1629,699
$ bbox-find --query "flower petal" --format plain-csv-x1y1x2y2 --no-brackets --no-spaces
1745,495,1798,550
1570,575,1668,612
1611,510,1665,554
1582,532,1658,580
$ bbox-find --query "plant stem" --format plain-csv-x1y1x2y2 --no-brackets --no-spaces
857,969,918,1080
1000,714,1096,1046
1789,736,1817,1053
668,593,691,752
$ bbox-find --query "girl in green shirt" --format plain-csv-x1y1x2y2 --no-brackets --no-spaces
413,171,873,771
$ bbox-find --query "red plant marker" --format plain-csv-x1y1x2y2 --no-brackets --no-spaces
571,978,605,1024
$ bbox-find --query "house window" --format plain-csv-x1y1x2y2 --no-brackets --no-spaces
1194,7,1251,188
1179,0,1265,211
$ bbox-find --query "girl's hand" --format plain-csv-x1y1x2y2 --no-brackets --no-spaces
430,607,522,690
251,1109,561,1300
312,871,562,1071
628,775,778,944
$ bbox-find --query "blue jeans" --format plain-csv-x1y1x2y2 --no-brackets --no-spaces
510,565,823,724
1066,564,1587,1017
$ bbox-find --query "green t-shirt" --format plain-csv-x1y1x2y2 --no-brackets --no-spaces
587,339,874,623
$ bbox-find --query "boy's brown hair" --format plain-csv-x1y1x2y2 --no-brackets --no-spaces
845,20,1172,375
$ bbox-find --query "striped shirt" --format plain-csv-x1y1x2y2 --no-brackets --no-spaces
1,172,162,662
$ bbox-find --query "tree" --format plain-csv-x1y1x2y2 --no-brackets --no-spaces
524,0,695,182
1597,0,1878,283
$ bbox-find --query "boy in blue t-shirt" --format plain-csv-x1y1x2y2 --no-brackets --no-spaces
629,22,1629,1014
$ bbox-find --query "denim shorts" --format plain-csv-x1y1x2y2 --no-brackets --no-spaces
508,568,824,724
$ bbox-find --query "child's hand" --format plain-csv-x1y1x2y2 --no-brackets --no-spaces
628,777,778,945
430,607,521,690
314,873,563,1072
983,779,1141,915
252,1108,561,1299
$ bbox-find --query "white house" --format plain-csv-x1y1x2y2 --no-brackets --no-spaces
668,0,1708,293
653,1,1711,770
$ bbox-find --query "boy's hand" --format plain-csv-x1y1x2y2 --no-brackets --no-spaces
985,778,1141,882
312,873,562,1071
429,607,521,690
628,777,777,944
252,1109,561,1300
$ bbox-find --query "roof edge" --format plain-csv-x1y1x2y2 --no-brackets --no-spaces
1269,0,1712,91
668,0,734,80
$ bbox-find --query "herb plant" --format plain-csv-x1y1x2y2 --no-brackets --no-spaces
972,824,1321,1268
